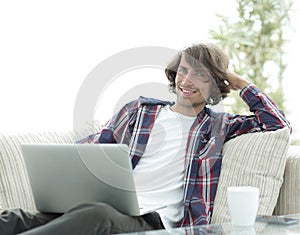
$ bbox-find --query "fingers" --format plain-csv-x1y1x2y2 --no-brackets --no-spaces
225,70,249,90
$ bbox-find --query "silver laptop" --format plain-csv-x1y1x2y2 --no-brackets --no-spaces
21,143,163,216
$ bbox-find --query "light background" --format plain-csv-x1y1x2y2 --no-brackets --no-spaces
0,0,299,142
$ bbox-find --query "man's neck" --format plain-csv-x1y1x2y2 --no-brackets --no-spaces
170,104,205,117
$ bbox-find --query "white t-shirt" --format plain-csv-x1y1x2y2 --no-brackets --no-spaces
133,105,195,229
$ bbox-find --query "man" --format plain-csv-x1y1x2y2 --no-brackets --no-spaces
0,43,290,234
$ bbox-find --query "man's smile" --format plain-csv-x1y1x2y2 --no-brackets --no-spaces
178,85,198,97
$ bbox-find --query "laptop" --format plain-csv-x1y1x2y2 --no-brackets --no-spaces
21,143,164,216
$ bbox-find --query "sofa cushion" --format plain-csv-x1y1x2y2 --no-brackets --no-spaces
0,122,101,212
211,127,290,224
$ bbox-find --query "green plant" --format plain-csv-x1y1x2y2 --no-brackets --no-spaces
209,0,293,114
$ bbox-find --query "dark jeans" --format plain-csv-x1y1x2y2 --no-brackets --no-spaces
0,202,164,235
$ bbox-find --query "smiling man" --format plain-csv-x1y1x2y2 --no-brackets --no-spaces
171,54,212,116
167,45,227,116
166,44,249,117
0,43,291,235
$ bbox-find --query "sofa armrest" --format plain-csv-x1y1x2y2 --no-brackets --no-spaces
0,121,101,212
274,145,300,215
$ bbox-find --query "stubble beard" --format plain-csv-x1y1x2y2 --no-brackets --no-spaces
177,97,206,113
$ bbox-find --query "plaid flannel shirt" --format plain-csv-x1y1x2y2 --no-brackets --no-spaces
77,83,290,227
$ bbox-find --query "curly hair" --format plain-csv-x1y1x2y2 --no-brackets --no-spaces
165,43,231,105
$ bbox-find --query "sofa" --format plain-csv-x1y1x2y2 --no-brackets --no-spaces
0,122,299,224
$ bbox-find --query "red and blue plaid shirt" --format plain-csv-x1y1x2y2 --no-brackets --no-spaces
77,84,290,227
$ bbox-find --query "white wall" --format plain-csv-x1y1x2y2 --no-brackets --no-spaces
0,0,299,142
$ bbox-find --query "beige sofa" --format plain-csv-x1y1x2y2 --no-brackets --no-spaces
0,123,299,223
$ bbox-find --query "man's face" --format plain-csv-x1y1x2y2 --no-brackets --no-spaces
174,55,213,112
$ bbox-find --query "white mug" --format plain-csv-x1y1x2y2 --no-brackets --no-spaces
227,186,259,226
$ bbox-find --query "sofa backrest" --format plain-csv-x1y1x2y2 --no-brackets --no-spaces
274,145,300,215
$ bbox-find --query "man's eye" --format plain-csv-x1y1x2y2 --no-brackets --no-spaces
196,72,205,77
178,67,187,73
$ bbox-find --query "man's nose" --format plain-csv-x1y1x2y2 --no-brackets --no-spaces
181,72,194,83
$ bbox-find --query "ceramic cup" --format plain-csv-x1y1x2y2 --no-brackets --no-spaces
227,186,259,227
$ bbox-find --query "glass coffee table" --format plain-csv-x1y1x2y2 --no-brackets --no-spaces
122,214,300,234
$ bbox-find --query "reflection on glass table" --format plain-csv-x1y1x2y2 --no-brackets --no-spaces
121,214,300,235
